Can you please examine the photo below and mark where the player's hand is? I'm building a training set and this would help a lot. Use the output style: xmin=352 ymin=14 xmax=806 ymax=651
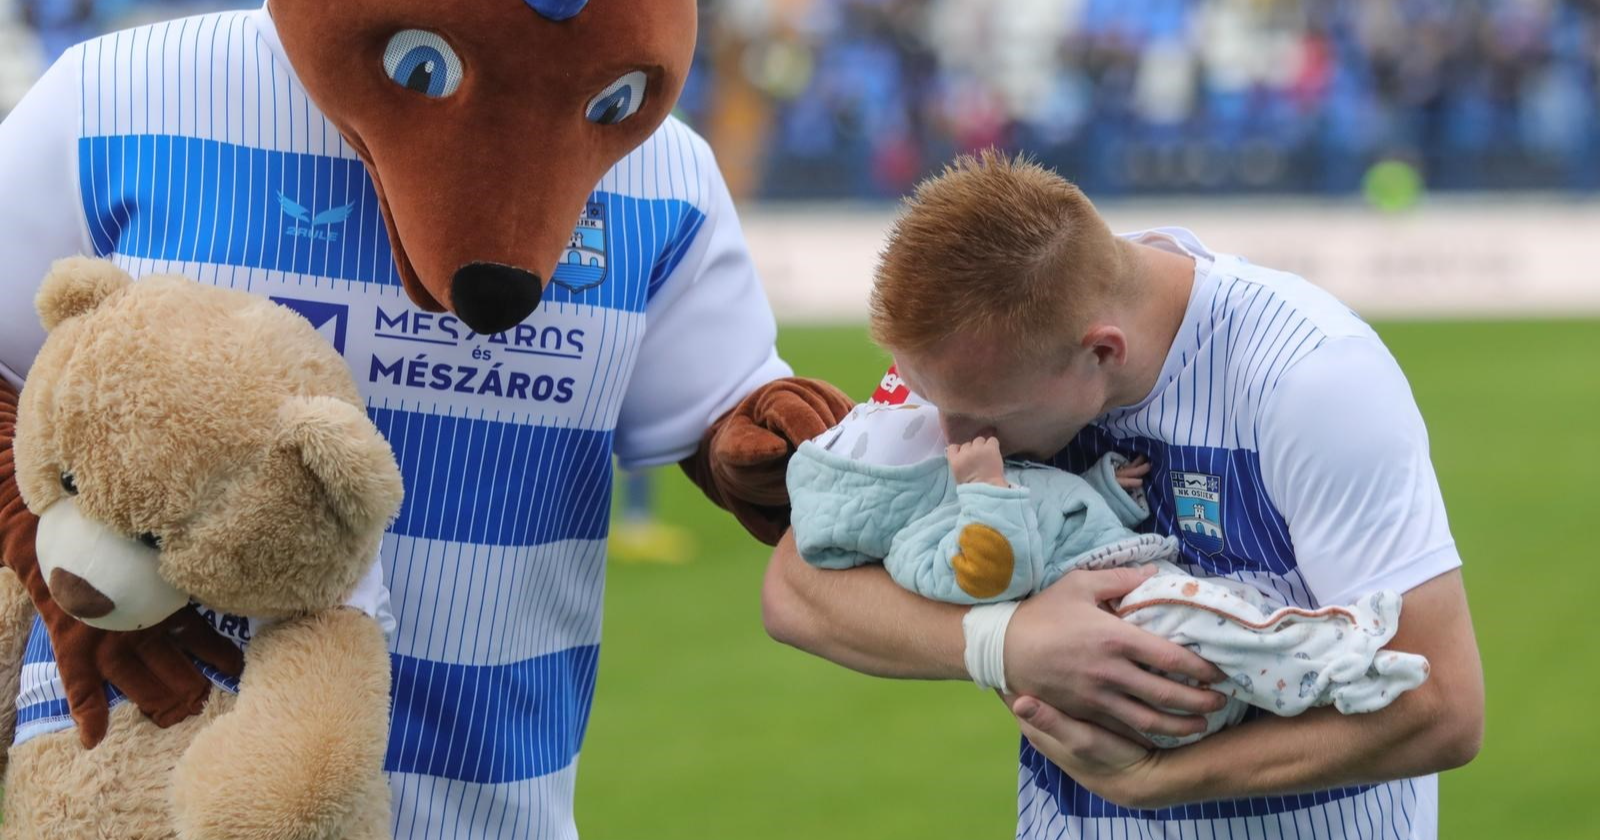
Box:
xmin=1115 ymin=454 xmax=1151 ymax=490
xmin=948 ymin=436 xmax=1007 ymax=486
xmin=1003 ymin=565 xmax=1229 ymax=741
xmin=1003 ymin=692 xmax=1170 ymax=809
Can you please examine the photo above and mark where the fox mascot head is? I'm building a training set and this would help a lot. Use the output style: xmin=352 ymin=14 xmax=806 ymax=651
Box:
xmin=270 ymin=0 xmax=696 ymax=334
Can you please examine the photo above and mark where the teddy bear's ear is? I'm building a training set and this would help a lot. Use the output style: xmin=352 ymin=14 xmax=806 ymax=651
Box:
xmin=277 ymin=396 xmax=405 ymax=536
xmin=35 ymin=257 xmax=135 ymax=331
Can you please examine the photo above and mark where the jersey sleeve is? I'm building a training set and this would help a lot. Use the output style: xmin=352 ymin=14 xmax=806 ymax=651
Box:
xmin=1258 ymin=336 xmax=1462 ymax=608
xmin=611 ymin=141 xmax=792 ymax=469
xmin=0 ymin=47 xmax=95 ymax=389
xmin=340 ymin=555 xmax=397 ymax=640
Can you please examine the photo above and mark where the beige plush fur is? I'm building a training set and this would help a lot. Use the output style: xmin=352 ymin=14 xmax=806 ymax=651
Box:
xmin=6 ymin=693 xmax=237 ymax=839
xmin=0 ymin=568 xmax=34 ymax=777
xmin=170 ymin=610 xmax=393 ymax=840
xmin=2 ymin=258 xmax=404 ymax=839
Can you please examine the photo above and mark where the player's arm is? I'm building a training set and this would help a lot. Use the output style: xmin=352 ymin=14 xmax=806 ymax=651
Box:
xmin=611 ymin=129 xmax=851 ymax=543
xmin=1010 ymin=337 xmax=1484 ymax=807
xmin=766 ymin=525 xmax=1229 ymax=740
xmin=765 ymin=530 xmax=971 ymax=678
xmin=764 ymin=369 xmax=1230 ymax=740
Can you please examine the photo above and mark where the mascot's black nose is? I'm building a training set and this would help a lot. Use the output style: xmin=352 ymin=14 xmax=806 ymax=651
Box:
xmin=450 ymin=263 xmax=544 ymax=335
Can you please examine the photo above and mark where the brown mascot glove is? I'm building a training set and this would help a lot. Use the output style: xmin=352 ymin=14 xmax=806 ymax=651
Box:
xmin=681 ymin=377 xmax=854 ymax=546
xmin=0 ymin=381 xmax=243 ymax=749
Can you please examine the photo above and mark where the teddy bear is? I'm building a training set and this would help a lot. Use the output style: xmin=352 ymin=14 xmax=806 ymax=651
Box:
xmin=0 ymin=257 xmax=405 ymax=840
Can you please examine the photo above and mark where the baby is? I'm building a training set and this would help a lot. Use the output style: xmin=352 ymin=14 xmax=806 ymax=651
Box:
xmin=787 ymin=401 xmax=1431 ymax=746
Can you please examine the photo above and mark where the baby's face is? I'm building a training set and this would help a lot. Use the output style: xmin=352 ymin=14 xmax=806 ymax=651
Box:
xmin=895 ymin=334 xmax=1110 ymax=460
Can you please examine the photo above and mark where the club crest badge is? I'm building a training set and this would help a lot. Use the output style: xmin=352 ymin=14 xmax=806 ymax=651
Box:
xmin=1172 ymin=470 xmax=1225 ymax=555
xmin=552 ymin=201 xmax=609 ymax=292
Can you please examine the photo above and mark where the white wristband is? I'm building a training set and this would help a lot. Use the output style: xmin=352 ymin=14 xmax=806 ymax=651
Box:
xmin=962 ymin=601 xmax=1019 ymax=694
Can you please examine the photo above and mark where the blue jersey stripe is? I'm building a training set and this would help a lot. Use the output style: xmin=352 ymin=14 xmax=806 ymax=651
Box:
xmin=15 ymin=698 xmax=72 ymax=727
xmin=78 ymin=135 xmax=706 ymax=316
xmin=369 ymin=408 xmax=615 ymax=547
xmin=1051 ymin=431 xmax=1296 ymax=580
xmin=384 ymin=646 xmax=599 ymax=784
xmin=79 ymin=134 xmax=399 ymax=284
xmin=21 ymin=615 xmax=53 ymax=666
xmin=1021 ymin=738 xmax=1373 ymax=822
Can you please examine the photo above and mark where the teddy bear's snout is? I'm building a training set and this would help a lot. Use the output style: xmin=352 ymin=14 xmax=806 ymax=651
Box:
xmin=47 ymin=568 xmax=116 ymax=619
xmin=34 ymin=498 xmax=191 ymax=631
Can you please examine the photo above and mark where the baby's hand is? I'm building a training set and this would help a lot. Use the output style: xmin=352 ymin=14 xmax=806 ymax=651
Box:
xmin=948 ymin=436 xmax=1008 ymax=487
xmin=1115 ymin=454 xmax=1151 ymax=490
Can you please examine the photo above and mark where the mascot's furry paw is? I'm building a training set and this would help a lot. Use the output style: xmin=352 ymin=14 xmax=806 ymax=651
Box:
xmin=682 ymin=378 xmax=853 ymax=545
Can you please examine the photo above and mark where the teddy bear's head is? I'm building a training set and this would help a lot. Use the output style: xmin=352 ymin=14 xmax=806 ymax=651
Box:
xmin=13 ymin=258 xmax=404 ymax=631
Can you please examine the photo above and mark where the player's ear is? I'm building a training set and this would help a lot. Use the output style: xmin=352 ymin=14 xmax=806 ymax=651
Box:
xmin=1083 ymin=324 xmax=1128 ymax=368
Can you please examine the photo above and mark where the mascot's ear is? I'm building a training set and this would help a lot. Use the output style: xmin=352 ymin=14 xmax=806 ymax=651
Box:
xmin=277 ymin=396 xmax=405 ymax=536
xmin=35 ymin=257 xmax=134 ymax=331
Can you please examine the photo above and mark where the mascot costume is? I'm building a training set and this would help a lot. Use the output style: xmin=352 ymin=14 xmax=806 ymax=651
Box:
xmin=0 ymin=1 xmax=851 ymax=836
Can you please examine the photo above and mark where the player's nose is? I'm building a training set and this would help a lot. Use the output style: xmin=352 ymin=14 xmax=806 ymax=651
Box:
xmin=450 ymin=262 xmax=544 ymax=335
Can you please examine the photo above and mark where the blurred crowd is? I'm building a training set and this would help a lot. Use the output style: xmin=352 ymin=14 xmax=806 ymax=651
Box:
xmin=4 ymin=0 xmax=1599 ymax=200
xmin=0 ymin=1 xmax=251 ymax=114
xmin=690 ymin=0 xmax=1600 ymax=199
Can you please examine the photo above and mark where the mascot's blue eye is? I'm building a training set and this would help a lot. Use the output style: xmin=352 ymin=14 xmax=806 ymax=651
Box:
xmin=383 ymin=30 xmax=464 ymax=99
xmin=586 ymin=71 xmax=648 ymax=125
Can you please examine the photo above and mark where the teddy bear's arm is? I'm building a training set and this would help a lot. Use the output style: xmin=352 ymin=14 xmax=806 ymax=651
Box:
xmin=680 ymin=377 xmax=855 ymax=546
xmin=173 ymin=607 xmax=392 ymax=840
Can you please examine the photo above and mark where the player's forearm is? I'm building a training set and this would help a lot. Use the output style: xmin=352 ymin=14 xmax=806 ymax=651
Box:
xmin=762 ymin=530 xmax=969 ymax=680
xmin=1129 ymin=571 xmax=1484 ymax=807
xmin=1140 ymin=683 xmax=1481 ymax=806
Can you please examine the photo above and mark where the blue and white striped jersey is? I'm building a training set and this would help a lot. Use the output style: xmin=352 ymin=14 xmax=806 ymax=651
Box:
xmin=878 ymin=228 xmax=1461 ymax=839
xmin=0 ymin=7 xmax=789 ymax=839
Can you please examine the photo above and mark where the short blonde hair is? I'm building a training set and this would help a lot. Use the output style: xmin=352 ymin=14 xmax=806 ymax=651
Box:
xmin=868 ymin=150 xmax=1132 ymax=363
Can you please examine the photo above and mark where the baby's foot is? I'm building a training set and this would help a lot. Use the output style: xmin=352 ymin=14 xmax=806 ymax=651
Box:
xmin=952 ymin=523 xmax=1014 ymax=599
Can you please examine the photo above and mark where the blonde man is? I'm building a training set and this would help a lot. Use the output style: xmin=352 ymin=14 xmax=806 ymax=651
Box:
xmin=762 ymin=151 xmax=1482 ymax=839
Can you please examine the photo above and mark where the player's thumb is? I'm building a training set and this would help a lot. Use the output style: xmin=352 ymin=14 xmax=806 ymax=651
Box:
xmin=1012 ymin=695 xmax=1071 ymax=756
xmin=1081 ymin=564 xmax=1159 ymax=604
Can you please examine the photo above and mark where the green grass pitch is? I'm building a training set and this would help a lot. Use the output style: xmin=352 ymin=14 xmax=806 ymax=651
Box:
xmin=575 ymin=320 xmax=1599 ymax=839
